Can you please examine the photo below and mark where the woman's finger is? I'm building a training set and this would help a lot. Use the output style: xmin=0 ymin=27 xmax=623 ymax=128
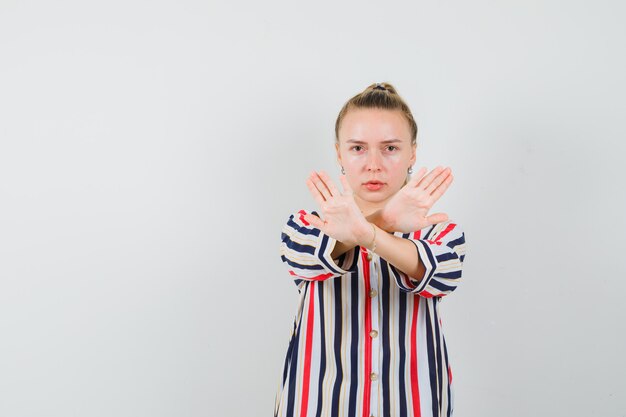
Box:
xmin=310 ymin=171 xmax=332 ymax=201
xmin=318 ymin=171 xmax=340 ymax=197
xmin=406 ymin=167 xmax=427 ymax=188
xmin=306 ymin=177 xmax=327 ymax=206
xmin=303 ymin=212 xmax=326 ymax=231
xmin=426 ymin=212 xmax=449 ymax=225
xmin=416 ymin=166 xmax=444 ymax=190
xmin=429 ymin=174 xmax=453 ymax=202
xmin=425 ymin=167 xmax=452 ymax=194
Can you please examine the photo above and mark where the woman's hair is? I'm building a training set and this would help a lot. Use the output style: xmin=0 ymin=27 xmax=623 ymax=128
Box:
xmin=334 ymin=82 xmax=418 ymax=146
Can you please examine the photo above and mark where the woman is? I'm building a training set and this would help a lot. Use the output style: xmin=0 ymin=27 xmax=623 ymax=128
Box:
xmin=275 ymin=82 xmax=467 ymax=417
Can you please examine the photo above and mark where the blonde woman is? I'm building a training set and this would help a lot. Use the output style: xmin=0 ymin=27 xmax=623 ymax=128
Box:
xmin=275 ymin=83 xmax=467 ymax=417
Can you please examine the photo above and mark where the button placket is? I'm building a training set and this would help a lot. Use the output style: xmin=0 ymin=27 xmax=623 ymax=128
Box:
xmin=368 ymin=254 xmax=381 ymax=414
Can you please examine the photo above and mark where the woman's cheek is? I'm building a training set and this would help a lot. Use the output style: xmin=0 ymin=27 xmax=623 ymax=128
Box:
xmin=349 ymin=156 xmax=365 ymax=171
xmin=341 ymin=155 xmax=363 ymax=189
xmin=344 ymin=154 xmax=365 ymax=168
xmin=383 ymin=155 xmax=404 ymax=173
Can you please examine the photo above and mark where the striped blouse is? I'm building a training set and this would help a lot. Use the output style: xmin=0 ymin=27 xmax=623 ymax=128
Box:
xmin=274 ymin=209 xmax=467 ymax=417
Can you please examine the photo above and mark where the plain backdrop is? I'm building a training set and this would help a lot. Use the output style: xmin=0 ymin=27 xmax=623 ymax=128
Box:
xmin=1 ymin=0 xmax=625 ymax=416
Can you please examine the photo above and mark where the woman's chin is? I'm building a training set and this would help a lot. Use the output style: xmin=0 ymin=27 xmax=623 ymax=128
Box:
xmin=355 ymin=192 xmax=392 ymax=204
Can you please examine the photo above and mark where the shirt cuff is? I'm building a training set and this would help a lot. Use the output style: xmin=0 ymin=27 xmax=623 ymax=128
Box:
xmin=315 ymin=232 xmax=351 ymax=276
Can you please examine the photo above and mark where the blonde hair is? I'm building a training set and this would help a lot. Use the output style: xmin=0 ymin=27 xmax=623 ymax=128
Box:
xmin=334 ymin=82 xmax=418 ymax=146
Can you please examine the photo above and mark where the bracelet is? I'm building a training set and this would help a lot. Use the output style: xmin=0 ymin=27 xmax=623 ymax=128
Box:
xmin=368 ymin=223 xmax=377 ymax=252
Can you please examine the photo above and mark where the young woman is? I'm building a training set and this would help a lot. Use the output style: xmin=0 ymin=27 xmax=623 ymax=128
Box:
xmin=275 ymin=83 xmax=467 ymax=417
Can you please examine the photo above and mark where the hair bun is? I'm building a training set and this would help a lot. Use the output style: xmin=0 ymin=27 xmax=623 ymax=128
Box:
xmin=370 ymin=82 xmax=397 ymax=94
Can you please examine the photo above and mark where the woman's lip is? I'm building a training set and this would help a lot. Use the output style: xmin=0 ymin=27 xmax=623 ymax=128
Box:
xmin=364 ymin=182 xmax=384 ymax=191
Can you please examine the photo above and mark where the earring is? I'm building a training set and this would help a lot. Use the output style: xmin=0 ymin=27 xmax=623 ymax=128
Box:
xmin=408 ymin=167 xmax=413 ymax=174
xmin=341 ymin=166 xmax=345 ymax=175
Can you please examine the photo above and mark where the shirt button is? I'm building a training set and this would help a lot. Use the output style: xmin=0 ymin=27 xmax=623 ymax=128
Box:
xmin=370 ymin=372 xmax=378 ymax=381
xmin=366 ymin=252 xmax=372 ymax=261
xmin=369 ymin=289 xmax=378 ymax=298
xmin=370 ymin=330 xmax=378 ymax=338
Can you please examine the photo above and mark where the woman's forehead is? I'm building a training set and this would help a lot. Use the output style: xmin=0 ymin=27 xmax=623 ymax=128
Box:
xmin=339 ymin=108 xmax=412 ymax=141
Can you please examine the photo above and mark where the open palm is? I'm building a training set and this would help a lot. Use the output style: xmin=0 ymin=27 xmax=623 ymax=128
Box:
xmin=302 ymin=171 xmax=371 ymax=247
xmin=381 ymin=166 xmax=454 ymax=233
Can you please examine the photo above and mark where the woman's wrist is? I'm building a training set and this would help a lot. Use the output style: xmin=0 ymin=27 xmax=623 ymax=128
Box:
xmin=366 ymin=223 xmax=377 ymax=251
xmin=356 ymin=222 xmax=377 ymax=250
xmin=366 ymin=209 xmax=395 ymax=233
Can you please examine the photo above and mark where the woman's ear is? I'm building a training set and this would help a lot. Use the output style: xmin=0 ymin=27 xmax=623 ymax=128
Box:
xmin=335 ymin=142 xmax=343 ymax=167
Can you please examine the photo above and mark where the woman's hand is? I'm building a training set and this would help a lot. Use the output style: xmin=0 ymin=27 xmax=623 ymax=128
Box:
xmin=303 ymin=170 xmax=373 ymax=247
xmin=380 ymin=166 xmax=454 ymax=233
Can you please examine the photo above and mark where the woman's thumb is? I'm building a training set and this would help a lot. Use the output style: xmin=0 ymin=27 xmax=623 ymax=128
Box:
xmin=304 ymin=213 xmax=326 ymax=231
xmin=427 ymin=212 xmax=449 ymax=225
xmin=339 ymin=174 xmax=354 ymax=196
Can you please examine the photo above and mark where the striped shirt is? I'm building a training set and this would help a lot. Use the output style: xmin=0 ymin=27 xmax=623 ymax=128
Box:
xmin=274 ymin=209 xmax=467 ymax=417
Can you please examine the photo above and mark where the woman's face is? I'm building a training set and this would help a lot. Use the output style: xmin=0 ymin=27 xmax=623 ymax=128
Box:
xmin=336 ymin=108 xmax=416 ymax=212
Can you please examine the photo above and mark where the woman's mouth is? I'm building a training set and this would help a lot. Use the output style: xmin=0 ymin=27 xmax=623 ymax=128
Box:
xmin=364 ymin=181 xmax=384 ymax=191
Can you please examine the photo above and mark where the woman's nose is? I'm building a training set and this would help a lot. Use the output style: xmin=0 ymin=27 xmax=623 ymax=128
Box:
xmin=366 ymin=150 xmax=382 ymax=171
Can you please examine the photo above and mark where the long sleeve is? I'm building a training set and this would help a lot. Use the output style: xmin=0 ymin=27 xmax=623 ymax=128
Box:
xmin=389 ymin=220 xmax=466 ymax=298
xmin=279 ymin=209 xmax=359 ymax=287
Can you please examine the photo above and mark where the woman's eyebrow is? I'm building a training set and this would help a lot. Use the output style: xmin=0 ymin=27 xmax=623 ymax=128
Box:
xmin=346 ymin=139 xmax=403 ymax=144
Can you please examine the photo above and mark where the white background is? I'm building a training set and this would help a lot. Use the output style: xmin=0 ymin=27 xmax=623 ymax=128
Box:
xmin=1 ymin=0 xmax=625 ymax=416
